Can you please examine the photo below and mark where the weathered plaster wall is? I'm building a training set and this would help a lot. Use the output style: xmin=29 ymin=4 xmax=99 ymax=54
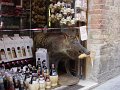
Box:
xmin=87 ymin=0 xmax=120 ymax=83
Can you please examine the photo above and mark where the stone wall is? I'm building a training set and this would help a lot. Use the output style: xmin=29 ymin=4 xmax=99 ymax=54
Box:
xmin=87 ymin=0 xmax=120 ymax=83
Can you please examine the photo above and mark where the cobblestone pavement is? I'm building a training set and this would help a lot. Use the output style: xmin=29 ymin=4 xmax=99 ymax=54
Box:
xmin=92 ymin=75 xmax=120 ymax=90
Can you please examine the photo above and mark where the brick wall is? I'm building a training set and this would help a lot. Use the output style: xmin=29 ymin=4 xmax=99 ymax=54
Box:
xmin=87 ymin=0 xmax=120 ymax=83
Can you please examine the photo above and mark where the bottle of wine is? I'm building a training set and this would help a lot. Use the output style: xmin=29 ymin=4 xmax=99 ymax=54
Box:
xmin=39 ymin=75 xmax=45 ymax=90
xmin=7 ymin=48 xmax=12 ymax=59
xmin=50 ymin=64 xmax=58 ymax=87
xmin=12 ymin=62 xmax=16 ymax=67
xmin=13 ymin=76 xmax=19 ymax=90
xmin=36 ymin=58 xmax=41 ymax=69
xmin=12 ymin=47 xmax=17 ymax=58
xmin=42 ymin=60 xmax=47 ymax=79
xmin=45 ymin=74 xmax=51 ymax=89
xmin=29 ymin=76 xmax=39 ymax=90
xmin=3 ymin=75 xmax=8 ymax=90
xmin=28 ymin=64 xmax=32 ymax=70
xmin=37 ymin=66 xmax=41 ymax=76
xmin=0 ymin=49 xmax=7 ymax=61
xmin=1 ymin=61 xmax=5 ymax=70
xmin=8 ymin=76 xmax=15 ymax=90
xmin=19 ymin=79 xmax=24 ymax=90
xmin=43 ymin=66 xmax=47 ymax=79
xmin=24 ymin=76 xmax=31 ymax=90
xmin=0 ymin=75 xmax=5 ymax=90
xmin=6 ymin=63 xmax=11 ymax=69
xmin=50 ymin=64 xmax=57 ymax=76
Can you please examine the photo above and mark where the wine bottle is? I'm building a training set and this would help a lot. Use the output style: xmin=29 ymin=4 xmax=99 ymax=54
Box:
xmin=37 ymin=66 xmax=41 ymax=76
xmin=42 ymin=60 xmax=47 ymax=78
xmin=50 ymin=64 xmax=58 ymax=87
xmin=19 ymin=79 xmax=24 ymax=90
xmin=45 ymin=74 xmax=51 ymax=89
xmin=13 ymin=76 xmax=19 ymax=90
xmin=7 ymin=48 xmax=12 ymax=59
xmin=39 ymin=75 xmax=45 ymax=90
xmin=6 ymin=63 xmax=11 ymax=69
xmin=0 ymin=49 xmax=6 ymax=61
xmin=29 ymin=77 xmax=39 ymax=90
xmin=3 ymin=75 xmax=9 ymax=90
xmin=12 ymin=47 xmax=17 ymax=58
xmin=24 ymin=75 xmax=31 ymax=90
xmin=0 ymin=75 xmax=5 ymax=90
xmin=12 ymin=62 xmax=16 ymax=67
xmin=36 ymin=58 xmax=41 ymax=69
xmin=50 ymin=64 xmax=57 ymax=76
xmin=22 ymin=46 xmax=26 ymax=57
xmin=8 ymin=76 xmax=15 ymax=90
xmin=17 ymin=47 xmax=22 ymax=58
xmin=1 ymin=61 xmax=5 ymax=70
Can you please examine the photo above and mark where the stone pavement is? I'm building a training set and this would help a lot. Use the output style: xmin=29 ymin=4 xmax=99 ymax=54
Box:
xmin=92 ymin=75 xmax=120 ymax=90
xmin=54 ymin=75 xmax=120 ymax=90
xmin=53 ymin=80 xmax=98 ymax=90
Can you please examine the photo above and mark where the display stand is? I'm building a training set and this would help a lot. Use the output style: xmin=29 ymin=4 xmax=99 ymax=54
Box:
xmin=0 ymin=0 xmax=33 ymax=68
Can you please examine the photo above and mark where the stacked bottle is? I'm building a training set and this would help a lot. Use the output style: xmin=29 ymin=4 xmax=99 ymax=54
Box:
xmin=50 ymin=64 xmax=58 ymax=87
xmin=0 ymin=62 xmax=59 ymax=90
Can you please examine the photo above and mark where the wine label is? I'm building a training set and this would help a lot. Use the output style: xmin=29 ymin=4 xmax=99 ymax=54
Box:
xmin=46 ymin=81 xmax=51 ymax=89
xmin=18 ymin=50 xmax=22 ymax=57
xmin=39 ymin=83 xmax=45 ymax=90
xmin=22 ymin=46 xmax=26 ymax=56
xmin=1 ymin=54 xmax=6 ymax=60
xmin=0 ymin=49 xmax=6 ymax=60
xmin=8 ymin=51 xmax=12 ymax=59
xmin=12 ymin=48 xmax=17 ymax=58
xmin=50 ymin=75 xmax=58 ymax=87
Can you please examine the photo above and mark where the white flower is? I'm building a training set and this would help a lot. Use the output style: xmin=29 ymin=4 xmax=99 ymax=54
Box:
xmin=71 ymin=9 xmax=74 ymax=13
xmin=56 ymin=13 xmax=59 ymax=16
xmin=67 ymin=8 xmax=71 ymax=13
xmin=61 ymin=18 xmax=67 ymax=24
xmin=54 ymin=4 xmax=57 ymax=8
xmin=71 ymin=19 xmax=75 ymax=25
xmin=60 ymin=19 xmax=64 ymax=24
xmin=63 ymin=9 xmax=67 ymax=15
xmin=51 ymin=14 xmax=55 ymax=18
xmin=63 ymin=19 xmax=67 ymax=24
xmin=66 ymin=16 xmax=72 ymax=21
xmin=57 ymin=1 xmax=61 ymax=7
xmin=51 ymin=8 xmax=55 ymax=13
xmin=62 ymin=2 xmax=65 ymax=6
xmin=49 ymin=4 xmax=53 ymax=9
xmin=61 ymin=8 xmax=64 ymax=12
xmin=56 ymin=13 xmax=61 ymax=20
xmin=61 ymin=17 xmax=65 ymax=22
xmin=58 ymin=14 xmax=62 ymax=18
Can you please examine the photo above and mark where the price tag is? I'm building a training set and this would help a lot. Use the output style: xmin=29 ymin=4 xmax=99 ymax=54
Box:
xmin=80 ymin=26 xmax=88 ymax=41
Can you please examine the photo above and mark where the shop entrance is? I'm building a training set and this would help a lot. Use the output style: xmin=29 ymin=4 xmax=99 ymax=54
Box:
xmin=57 ymin=57 xmax=86 ymax=85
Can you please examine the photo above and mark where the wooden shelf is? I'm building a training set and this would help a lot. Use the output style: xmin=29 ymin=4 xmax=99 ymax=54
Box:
xmin=1 ymin=2 xmax=14 ymax=6
xmin=0 ymin=57 xmax=33 ymax=64
xmin=0 ymin=14 xmax=21 ymax=17
xmin=0 ymin=27 xmax=82 ymax=32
